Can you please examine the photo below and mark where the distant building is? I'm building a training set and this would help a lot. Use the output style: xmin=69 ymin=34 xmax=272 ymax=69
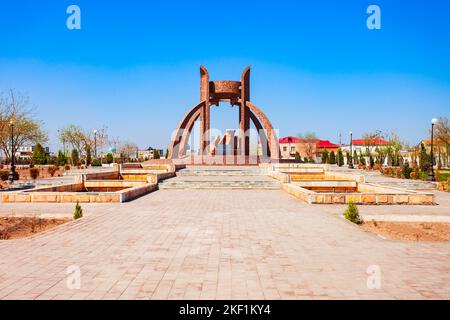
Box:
xmin=278 ymin=136 xmax=339 ymax=162
xmin=341 ymin=139 xmax=389 ymax=156
xmin=15 ymin=145 xmax=49 ymax=159
xmin=137 ymin=147 xmax=165 ymax=160
xmin=340 ymin=138 xmax=390 ymax=165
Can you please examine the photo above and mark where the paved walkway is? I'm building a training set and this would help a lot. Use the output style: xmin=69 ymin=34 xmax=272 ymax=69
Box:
xmin=0 ymin=189 xmax=449 ymax=300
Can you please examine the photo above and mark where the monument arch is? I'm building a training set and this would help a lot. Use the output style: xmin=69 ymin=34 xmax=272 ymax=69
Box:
xmin=168 ymin=66 xmax=279 ymax=163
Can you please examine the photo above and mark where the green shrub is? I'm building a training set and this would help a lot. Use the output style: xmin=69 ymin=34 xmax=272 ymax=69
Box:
xmin=419 ymin=143 xmax=430 ymax=173
xmin=321 ymin=150 xmax=329 ymax=164
xmin=337 ymin=149 xmax=344 ymax=167
xmin=329 ymin=151 xmax=336 ymax=164
xmin=32 ymin=144 xmax=47 ymax=165
xmin=153 ymin=149 xmax=160 ymax=159
xmin=0 ymin=170 xmax=9 ymax=181
xmin=91 ymin=159 xmax=102 ymax=167
xmin=70 ymin=149 xmax=79 ymax=166
xmin=105 ymin=153 xmax=114 ymax=164
xmin=57 ymin=150 xmax=67 ymax=166
xmin=344 ymin=202 xmax=361 ymax=224
xmin=402 ymin=162 xmax=413 ymax=179
xmin=369 ymin=155 xmax=375 ymax=168
xmin=73 ymin=202 xmax=83 ymax=220
xmin=29 ymin=167 xmax=40 ymax=180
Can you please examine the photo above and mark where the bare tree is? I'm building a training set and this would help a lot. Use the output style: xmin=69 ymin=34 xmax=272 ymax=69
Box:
xmin=58 ymin=125 xmax=108 ymax=159
xmin=434 ymin=116 xmax=450 ymax=166
xmin=58 ymin=125 xmax=85 ymax=156
xmin=118 ymin=141 xmax=138 ymax=160
xmin=0 ymin=90 xmax=47 ymax=161
xmin=297 ymin=132 xmax=318 ymax=160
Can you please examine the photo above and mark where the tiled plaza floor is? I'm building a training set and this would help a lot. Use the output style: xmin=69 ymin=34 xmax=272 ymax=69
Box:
xmin=0 ymin=189 xmax=449 ymax=300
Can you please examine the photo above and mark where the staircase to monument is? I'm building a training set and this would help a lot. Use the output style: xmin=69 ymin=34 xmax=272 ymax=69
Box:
xmin=158 ymin=166 xmax=281 ymax=190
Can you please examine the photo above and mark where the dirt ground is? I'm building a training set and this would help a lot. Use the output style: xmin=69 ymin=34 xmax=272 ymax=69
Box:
xmin=361 ymin=220 xmax=450 ymax=242
xmin=0 ymin=217 xmax=71 ymax=240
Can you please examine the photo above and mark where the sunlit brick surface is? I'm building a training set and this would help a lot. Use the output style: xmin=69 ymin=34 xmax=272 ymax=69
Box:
xmin=0 ymin=189 xmax=449 ymax=299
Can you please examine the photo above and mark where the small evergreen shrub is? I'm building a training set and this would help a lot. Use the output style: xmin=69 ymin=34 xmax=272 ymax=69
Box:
xmin=402 ymin=161 xmax=413 ymax=179
xmin=91 ymin=159 xmax=102 ymax=166
xmin=73 ymin=202 xmax=83 ymax=220
xmin=105 ymin=153 xmax=114 ymax=164
xmin=369 ymin=155 xmax=375 ymax=168
xmin=56 ymin=150 xmax=67 ymax=166
xmin=344 ymin=202 xmax=361 ymax=224
xmin=322 ymin=150 xmax=329 ymax=164
xmin=329 ymin=151 xmax=336 ymax=164
xmin=71 ymin=149 xmax=79 ymax=166
xmin=29 ymin=167 xmax=40 ymax=180
xmin=337 ymin=149 xmax=344 ymax=167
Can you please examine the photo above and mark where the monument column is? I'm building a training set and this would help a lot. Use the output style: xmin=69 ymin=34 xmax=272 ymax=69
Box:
xmin=200 ymin=66 xmax=210 ymax=157
xmin=240 ymin=67 xmax=251 ymax=159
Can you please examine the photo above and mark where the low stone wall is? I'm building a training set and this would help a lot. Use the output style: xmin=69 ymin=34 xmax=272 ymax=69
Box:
xmin=295 ymin=180 xmax=357 ymax=188
xmin=2 ymin=189 xmax=121 ymax=203
xmin=283 ymin=183 xmax=435 ymax=205
xmin=268 ymin=171 xmax=291 ymax=183
xmin=148 ymin=171 xmax=176 ymax=184
xmin=84 ymin=180 xmax=146 ymax=188
xmin=84 ymin=170 xmax=120 ymax=181
xmin=324 ymin=172 xmax=365 ymax=183
xmin=121 ymin=174 xmax=150 ymax=182
xmin=26 ymin=183 xmax=84 ymax=193
xmin=2 ymin=180 xmax=157 ymax=203
xmin=283 ymin=184 xmax=313 ymax=203
xmin=120 ymin=183 xmax=158 ymax=202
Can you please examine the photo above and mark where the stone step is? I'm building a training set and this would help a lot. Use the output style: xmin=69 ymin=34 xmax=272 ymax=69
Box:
xmin=176 ymin=170 xmax=265 ymax=177
xmin=159 ymin=184 xmax=281 ymax=190
xmin=159 ymin=180 xmax=281 ymax=190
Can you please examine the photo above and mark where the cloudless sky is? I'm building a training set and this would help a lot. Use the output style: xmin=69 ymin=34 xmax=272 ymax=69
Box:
xmin=0 ymin=0 xmax=449 ymax=151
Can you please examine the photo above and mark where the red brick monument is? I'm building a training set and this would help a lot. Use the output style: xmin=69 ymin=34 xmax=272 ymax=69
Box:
xmin=168 ymin=66 xmax=279 ymax=164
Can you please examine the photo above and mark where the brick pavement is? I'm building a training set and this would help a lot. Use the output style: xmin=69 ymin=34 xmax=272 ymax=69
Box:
xmin=0 ymin=189 xmax=449 ymax=300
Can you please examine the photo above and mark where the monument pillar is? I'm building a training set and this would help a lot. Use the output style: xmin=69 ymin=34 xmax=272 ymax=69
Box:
xmin=239 ymin=67 xmax=251 ymax=159
xmin=200 ymin=66 xmax=210 ymax=157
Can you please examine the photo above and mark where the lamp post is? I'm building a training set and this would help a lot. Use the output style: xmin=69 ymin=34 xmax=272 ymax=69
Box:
xmin=8 ymin=120 xmax=18 ymax=183
xmin=348 ymin=131 xmax=354 ymax=169
xmin=93 ymin=130 xmax=98 ymax=159
xmin=428 ymin=118 xmax=438 ymax=182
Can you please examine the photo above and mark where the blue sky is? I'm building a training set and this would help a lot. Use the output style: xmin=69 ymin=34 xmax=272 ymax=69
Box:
xmin=0 ymin=0 xmax=449 ymax=151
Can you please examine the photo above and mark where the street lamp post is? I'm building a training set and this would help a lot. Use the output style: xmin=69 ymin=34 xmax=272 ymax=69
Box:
xmin=348 ymin=131 xmax=354 ymax=169
xmin=8 ymin=120 xmax=18 ymax=183
xmin=428 ymin=118 xmax=438 ymax=182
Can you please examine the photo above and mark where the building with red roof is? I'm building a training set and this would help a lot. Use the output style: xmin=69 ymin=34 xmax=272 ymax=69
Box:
xmin=351 ymin=139 xmax=389 ymax=146
xmin=341 ymin=138 xmax=389 ymax=155
xmin=278 ymin=136 xmax=339 ymax=161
